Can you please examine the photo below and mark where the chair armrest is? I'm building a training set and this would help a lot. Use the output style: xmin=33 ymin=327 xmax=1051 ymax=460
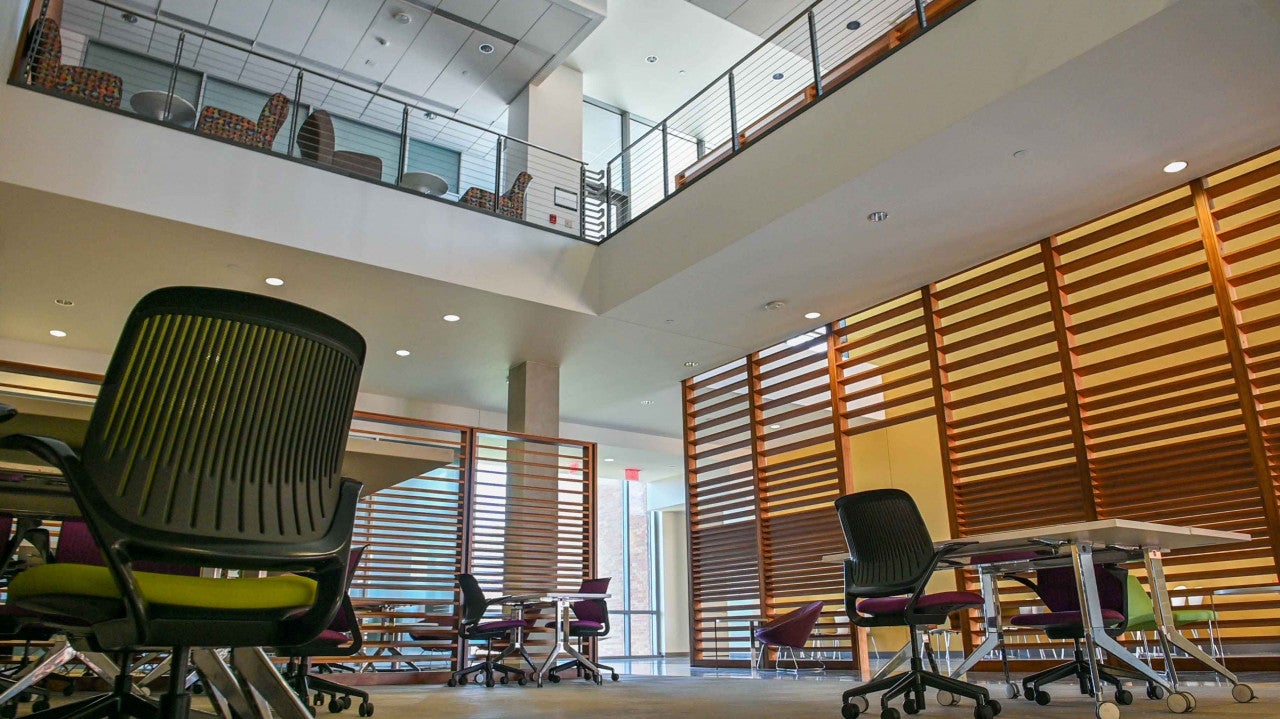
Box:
xmin=0 ymin=404 xmax=15 ymax=423
xmin=900 ymin=541 xmax=977 ymax=615
xmin=0 ymin=433 xmax=80 ymax=473
xmin=198 ymin=106 xmax=257 ymax=145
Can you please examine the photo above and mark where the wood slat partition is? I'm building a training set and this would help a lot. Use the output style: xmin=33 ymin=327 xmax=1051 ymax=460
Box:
xmin=684 ymin=358 xmax=763 ymax=665
xmin=682 ymin=143 xmax=1280 ymax=667
xmin=751 ymin=329 xmax=849 ymax=661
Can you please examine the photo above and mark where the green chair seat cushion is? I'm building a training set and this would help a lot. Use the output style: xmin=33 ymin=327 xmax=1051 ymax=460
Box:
xmin=1126 ymin=609 xmax=1218 ymax=633
xmin=9 ymin=563 xmax=317 ymax=611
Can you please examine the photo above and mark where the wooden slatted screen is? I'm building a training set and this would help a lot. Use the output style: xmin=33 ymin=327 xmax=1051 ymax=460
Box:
xmin=683 ymin=358 xmax=762 ymax=664
xmin=466 ymin=429 xmax=596 ymax=656
xmin=682 ymin=144 xmax=1280 ymax=667
xmin=751 ymin=329 xmax=848 ymax=658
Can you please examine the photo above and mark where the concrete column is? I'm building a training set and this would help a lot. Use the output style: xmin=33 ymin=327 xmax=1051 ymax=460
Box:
xmin=504 ymin=65 xmax=584 ymax=231
xmin=507 ymin=360 xmax=560 ymax=437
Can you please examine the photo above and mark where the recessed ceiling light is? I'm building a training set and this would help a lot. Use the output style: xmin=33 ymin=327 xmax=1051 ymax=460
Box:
xmin=54 ymin=298 xmax=74 ymax=306
xmin=772 ymin=72 xmax=784 ymax=80
xmin=604 ymin=458 xmax=615 ymax=462
xmin=805 ymin=311 xmax=822 ymax=319
xmin=678 ymin=69 xmax=686 ymax=75
xmin=640 ymin=400 xmax=655 ymax=405
xmin=1163 ymin=160 xmax=1188 ymax=173
xmin=395 ymin=349 xmax=411 ymax=357
xmin=684 ymin=361 xmax=699 ymax=367
xmin=49 ymin=330 xmax=67 ymax=338
xmin=478 ymin=42 xmax=495 ymax=54
xmin=122 ymin=12 xmax=138 ymax=24
xmin=393 ymin=11 xmax=412 ymax=24
xmin=764 ymin=300 xmax=787 ymax=311
xmin=376 ymin=36 xmax=390 ymax=47
xmin=645 ymin=55 xmax=658 ymax=64
xmin=769 ymin=424 xmax=781 ymax=429
xmin=442 ymin=314 xmax=461 ymax=322
xmin=846 ymin=20 xmax=862 ymax=30
xmin=867 ymin=211 xmax=889 ymax=222
xmin=265 ymin=277 xmax=284 ymax=286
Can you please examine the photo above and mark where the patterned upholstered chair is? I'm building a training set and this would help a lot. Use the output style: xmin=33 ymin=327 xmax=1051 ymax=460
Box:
xmin=25 ymin=18 xmax=123 ymax=109
xmin=459 ymin=172 xmax=532 ymax=219
xmin=197 ymin=92 xmax=290 ymax=149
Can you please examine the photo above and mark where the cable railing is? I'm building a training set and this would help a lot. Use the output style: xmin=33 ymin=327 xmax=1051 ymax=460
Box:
xmin=598 ymin=0 xmax=971 ymax=239
xmin=11 ymin=0 xmax=592 ymax=242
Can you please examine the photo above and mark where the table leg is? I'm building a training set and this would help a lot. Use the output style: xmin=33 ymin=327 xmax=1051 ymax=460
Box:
xmin=1071 ymin=542 xmax=1119 ymax=719
xmin=191 ymin=649 xmax=261 ymax=719
xmin=229 ymin=648 xmax=312 ymax=719
xmin=950 ymin=570 xmax=1006 ymax=684
xmin=557 ymin=601 xmax=603 ymax=682
xmin=870 ymin=641 xmax=911 ymax=681
xmin=535 ymin=600 xmax=565 ymax=687
xmin=1143 ymin=549 xmax=1244 ymax=692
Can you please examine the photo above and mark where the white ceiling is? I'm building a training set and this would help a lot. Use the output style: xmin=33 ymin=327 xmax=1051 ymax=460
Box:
xmin=687 ymin=0 xmax=814 ymax=36
xmin=567 ymin=0 xmax=763 ymax=121
xmin=66 ymin=0 xmax=603 ymax=126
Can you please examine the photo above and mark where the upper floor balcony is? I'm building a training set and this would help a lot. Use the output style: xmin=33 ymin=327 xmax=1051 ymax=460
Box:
xmin=9 ymin=0 xmax=597 ymax=241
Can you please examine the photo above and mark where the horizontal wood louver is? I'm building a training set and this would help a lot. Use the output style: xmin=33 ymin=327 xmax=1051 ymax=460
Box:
xmin=684 ymin=358 xmax=762 ymax=664
xmin=345 ymin=415 xmax=469 ymax=667
xmin=1201 ymin=149 xmax=1280 ymax=638
xmin=466 ymin=430 xmax=595 ymax=652
xmin=751 ymin=330 xmax=847 ymax=649
xmin=832 ymin=292 xmax=936 ymax=437
xmin=932 ymin=245 xmax=1089 ymax=536
xmin=1054 ymin=185 xmax=1279 ymax=643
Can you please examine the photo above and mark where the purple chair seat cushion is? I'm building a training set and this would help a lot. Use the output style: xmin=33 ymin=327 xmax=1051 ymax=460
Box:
xmin=314 ymin=628 xmax=352 ymax=645
xmin=544 ymin=619 xmax=604 ymax=633
xmin=856 ymin=591 xmax=984 ymax=616
xmin=1010 ymin=609 xmax=1124 ymax=627
xmin=473 ymin=619 xmax=528 ymax=634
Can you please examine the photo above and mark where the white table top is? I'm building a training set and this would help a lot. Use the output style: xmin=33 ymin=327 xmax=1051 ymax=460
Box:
xmin=821 ymin=518 xmax=1250 ymax=565
xmin=129 ymin=90 xmax=197 ymax=125
xmin=1211 ymin=584 xmax=1280 ymax=596
xmin=399 ymin=171 xmax=449 ymax=196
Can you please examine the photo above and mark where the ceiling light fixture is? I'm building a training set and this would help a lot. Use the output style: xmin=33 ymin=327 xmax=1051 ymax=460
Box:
xmin=645 ymin=55 xmax=658 ymax=64
xmin=764 ymin=300 xmax=787 ymax=311
xmin=684 ymin=361 xmax=699 ymax=367
xmin=640 ymin=400 xmax=655 ymax=406
xmin=867 ymin=210 xmax=889 ymax=222
xmin=376 ymin=36 xmax=390 ymax=47
xmin=54 ymin=298 xmax=74 ymax=306
xmin=395 ymin=349 xmax=411 ymax=357
xmin=1163 ymin=160 xmax=1188 ymax=173
xmin=49 ymin=330 xmax=67 ymax=338
xmin=846 ymin=20 xmax=862 ymax=30
xmin=678 ymin=69 xmax=686 ymax=75
xmin=805 ymin=311 xmax=822 ymax=319
xmin=393 ymin=11 xmax=412 ymax=24
xmin=264 ymin=277 xmax=284 ymax=286
xmin=442 ymin=314 xmax=461 ymax=322
xmin=478 ymin=42 xmax=495 ymax=54
xmin=122 ymin=12 xmax=138 ymax=24
xmin=772 ymin=72 xmax=784 ymax=80
xmin=604 ymin=458 xmax=615 ymax=462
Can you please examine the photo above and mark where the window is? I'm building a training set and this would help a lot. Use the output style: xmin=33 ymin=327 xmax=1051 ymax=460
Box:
xmin=595 ymin=477 xmax=659 ymax=658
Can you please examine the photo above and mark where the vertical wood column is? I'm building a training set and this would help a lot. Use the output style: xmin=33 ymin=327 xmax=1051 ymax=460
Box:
xmin=1040 ymin=237 xmax=1099 ymax=520
xmin=827 ymin=324 xmax=856 ymax=497
xmin=680 ymin=379 xmax=700 ymax=662
xmin=745 ymin=351 xmax=771 ymax=629
xmin=1192 ymin=178 xmax=1280 ymax=572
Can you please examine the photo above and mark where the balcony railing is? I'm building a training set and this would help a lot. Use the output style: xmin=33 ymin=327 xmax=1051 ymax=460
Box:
xmin=597 ymin=0 xmax=971 ymax=239
xmin=11 ymin=0 xmax=595 ymax=242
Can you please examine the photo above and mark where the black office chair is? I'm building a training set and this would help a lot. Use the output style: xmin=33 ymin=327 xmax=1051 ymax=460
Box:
xmin=445 ymin=573 xmax=530 ymax=687
xmin=0 ymin=286 xmax=366 ymax=719
xmin=835 ymin=489 xmax=1000 ymax=719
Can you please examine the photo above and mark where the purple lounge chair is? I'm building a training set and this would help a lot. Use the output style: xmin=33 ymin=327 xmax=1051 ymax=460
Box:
xmin=754 ymin=600 xmax=826 ymax=671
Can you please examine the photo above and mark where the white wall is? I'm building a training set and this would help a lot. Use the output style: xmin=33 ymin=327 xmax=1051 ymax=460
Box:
xmin=660 ymin=508 xmax=690 ymax=654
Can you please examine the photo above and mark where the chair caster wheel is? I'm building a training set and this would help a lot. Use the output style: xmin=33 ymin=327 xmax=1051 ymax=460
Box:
xmin=880 ymin=708 xmax=901 ymax=719
xmin=1095 ymin=701 xmax=1120 ymax=719
xmin=936 ymin=690 xmax=959 ymax=707
xmin=594 ymin=675 xmax=604 ymax=686
xmin=18 ymin=693 xmax=31 ymax=704
xmin=849 ymin=696 xmax=870 ymax=713
xmin=329 ymin=699 xmax=342 ymax=713
xmin=1022 ymin=685 xmax=1035 ymax=701
xmin=192 ymin=682 xmax=205 ymax=695
xmin=61 ymin=683 xmax=76 ymax=697
xmin=447 ymin=678 xmax=458 ymax=687
xmin=499 ymin=676 xmax=508 ymax=685
xmin=1003 ymin=684 xmax=1018 ymax=700
xmin=485 ymin=675 xmax=495 ymax=688
xmin=1115 ymin=689 xmax=1133 ymax=706
xmin=902 ymin=697 xmax=919 ymax=715
xmin=841 ymin=703 xmax=861 ymax=719
xmin=611 ymin=673 xmax=620 ymax=682
xmin=518 ymin=676 xmax=528 ymax=686
xmin=547 ymin=674 xmax=561 ymax=683
xmin=1 ymin=703 xmax=16 ymax=719
xmin=1232 ymin=684 xmax=1255 ymax=703
xmin=341 ymin=696 xmax=352 ymax=709
xmin=32 ymin=701 xmax=50 ymax=713
xmin=973 ymin=705 xmax=994 ymax=719
xmin=457 ymin=674 xmax=468 ymax=686
xmin=989 ymin=700 xmax=1002 ymax=716
xmin=1167 ymin=691 xmax=1195 ymax=714
xmin=315 ymin=693 xmax=325 ymax=705
xmin=1146 ymin=685 xmax=1164 ymax=700
xmin=357 ymin=702 xmax=373 ymax=717
xmin=1034 ymin=690 xmax=1050 ymax=706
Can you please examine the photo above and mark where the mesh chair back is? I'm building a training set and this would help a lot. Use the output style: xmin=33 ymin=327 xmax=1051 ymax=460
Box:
xmin=80 ymin=286 xmax=364 ymax=551
xmin=835 ymin=489 xmax=936 ymax=596
xmin=457 ymin=573 xmax=489 ymax=625
xmin=571 ymin=577 xmax=610 ymax=624
xmin=1034 ymin=565 xmax=1127 ymax=615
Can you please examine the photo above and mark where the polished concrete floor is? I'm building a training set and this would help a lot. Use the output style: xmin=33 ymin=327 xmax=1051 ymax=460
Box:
xmin=354 ymin=661 xmax=1278 ymax=719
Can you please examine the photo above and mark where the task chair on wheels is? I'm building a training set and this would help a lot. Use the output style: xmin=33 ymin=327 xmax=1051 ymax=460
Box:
xmin=445 ymin=573 xmax=531 ymax=687
xmin=543 ymin=577 xmax=619 ymax=684
xmin=835 ymin=489 xmax=1001 ymax=719
xmin=0 ymin=286 xmax=366 ymax=719
xmin=1009 ymin=565 xmax=1159 ymax=707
